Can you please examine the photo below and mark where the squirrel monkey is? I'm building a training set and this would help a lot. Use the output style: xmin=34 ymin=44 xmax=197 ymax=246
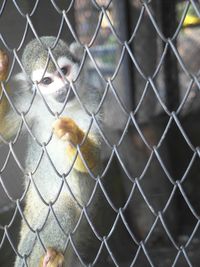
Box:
xmin=0 ymin=37 xmax=104 ymax=267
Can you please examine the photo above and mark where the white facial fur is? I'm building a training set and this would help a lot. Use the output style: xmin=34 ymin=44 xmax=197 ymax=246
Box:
xmin=31 ymin=56 xmax=79 ymax=96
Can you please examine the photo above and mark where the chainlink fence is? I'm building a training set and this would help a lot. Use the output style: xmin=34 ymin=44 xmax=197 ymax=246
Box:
xmin=0 ymin=0 xmax=200 ymax=266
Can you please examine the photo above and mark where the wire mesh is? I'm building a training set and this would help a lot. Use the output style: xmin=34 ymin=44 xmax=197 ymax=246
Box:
xmin=0 ymin=0 xmax=200 ymax=266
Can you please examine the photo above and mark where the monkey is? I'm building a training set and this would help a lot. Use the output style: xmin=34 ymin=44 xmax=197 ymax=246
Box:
xmin=0 ymin=37 xmax=105 ymax=267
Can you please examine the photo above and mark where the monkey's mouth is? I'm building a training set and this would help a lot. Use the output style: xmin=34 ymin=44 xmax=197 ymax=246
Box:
xmin=53 ymin=87 xmax=74 ymax=103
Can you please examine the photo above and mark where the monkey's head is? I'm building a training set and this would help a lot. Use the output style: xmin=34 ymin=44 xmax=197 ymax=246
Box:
xmin=19 ymin=36 xmax=83 ymax=107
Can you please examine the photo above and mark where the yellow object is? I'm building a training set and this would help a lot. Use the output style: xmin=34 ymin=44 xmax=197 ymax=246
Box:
xmin=183 ymin=15 xmax=200 ymax=27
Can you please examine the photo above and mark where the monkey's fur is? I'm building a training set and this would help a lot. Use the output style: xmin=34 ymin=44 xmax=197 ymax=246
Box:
xmin=0 ymin=37 xmax=105 ymax=267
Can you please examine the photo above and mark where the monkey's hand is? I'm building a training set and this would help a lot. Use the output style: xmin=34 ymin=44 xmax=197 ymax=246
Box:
xmin=39 ymin=248 xmax=64 ymax=267
xmin=53 ymin=117 xmax=99 ymax=173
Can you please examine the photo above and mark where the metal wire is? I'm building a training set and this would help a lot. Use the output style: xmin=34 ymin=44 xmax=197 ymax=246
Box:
xmin=0 ymin=0 xmax=200 ymax=266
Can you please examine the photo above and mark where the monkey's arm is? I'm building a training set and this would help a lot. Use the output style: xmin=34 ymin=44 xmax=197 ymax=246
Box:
xmin=53 ymin=117 xmax=100 ymax=173
xmin=0 ymin=48 xmax=9 ymax=121
xmin=0 ymin=111 xmax=20 ymax=143
xmin=0 ymin=49 xmax=20 ymax=142
xmin=0 ymin=84 xmax=17 ymax=141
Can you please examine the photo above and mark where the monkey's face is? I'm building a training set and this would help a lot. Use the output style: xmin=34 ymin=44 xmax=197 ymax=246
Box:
xmin=31 ymin=56 xmax=79 ymax=105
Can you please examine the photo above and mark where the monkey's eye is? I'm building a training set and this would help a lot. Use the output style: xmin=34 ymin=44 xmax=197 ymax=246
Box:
xmin=40 ymin=77 xmax=53 ymax=85
xmin=60 ymin=65 xmax=71 ymax=76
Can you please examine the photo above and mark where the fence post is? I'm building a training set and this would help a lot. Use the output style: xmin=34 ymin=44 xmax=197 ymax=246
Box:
xmin=112 ymin=1 xmax=135 ymax=111
xmin=160 ymin=0 xmax=180 ymax=111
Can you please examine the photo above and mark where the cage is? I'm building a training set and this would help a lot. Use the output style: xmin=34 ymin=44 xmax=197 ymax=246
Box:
xmin=0 ymin=0 xmax=200 ymax=266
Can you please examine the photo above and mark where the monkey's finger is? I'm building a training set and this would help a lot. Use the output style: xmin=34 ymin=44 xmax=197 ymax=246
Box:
xmin=41 ymin=248 xmax=64 ymax=267
xmin=52 ymin=117 xmax=79 ymax=134
xmin=52 ymin=117 xmax=81 ymax=144
xmin=47 ymin=254 xmax=64 ymax=267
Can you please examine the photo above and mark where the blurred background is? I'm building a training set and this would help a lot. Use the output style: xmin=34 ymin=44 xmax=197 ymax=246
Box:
xmin=0 ymin=0 xmax=200 ymax=266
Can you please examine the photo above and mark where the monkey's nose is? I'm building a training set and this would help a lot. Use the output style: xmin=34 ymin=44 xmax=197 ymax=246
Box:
xmin=54 ymin=86 xmax=74 ymax=103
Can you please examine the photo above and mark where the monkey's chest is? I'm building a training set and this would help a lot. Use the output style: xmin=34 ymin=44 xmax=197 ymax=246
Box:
xmin=26 ymin=134 xmax=71 ymax=175
xmin=25 ymin=134 xmax=84 ymax=203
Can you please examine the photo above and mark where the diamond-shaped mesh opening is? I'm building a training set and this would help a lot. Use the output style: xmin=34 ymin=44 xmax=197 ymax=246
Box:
xmin=0 ymin=0 xmax=200 ymax=266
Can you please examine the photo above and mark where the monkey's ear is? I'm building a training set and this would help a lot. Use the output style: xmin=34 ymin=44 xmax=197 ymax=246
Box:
xmin=69 ymin=42 xmax=84 ymax=60
xmin=14 ymin=72 xmax=28 ymax=82
xmin=12 ymin=72 xmax=32 ymax=92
